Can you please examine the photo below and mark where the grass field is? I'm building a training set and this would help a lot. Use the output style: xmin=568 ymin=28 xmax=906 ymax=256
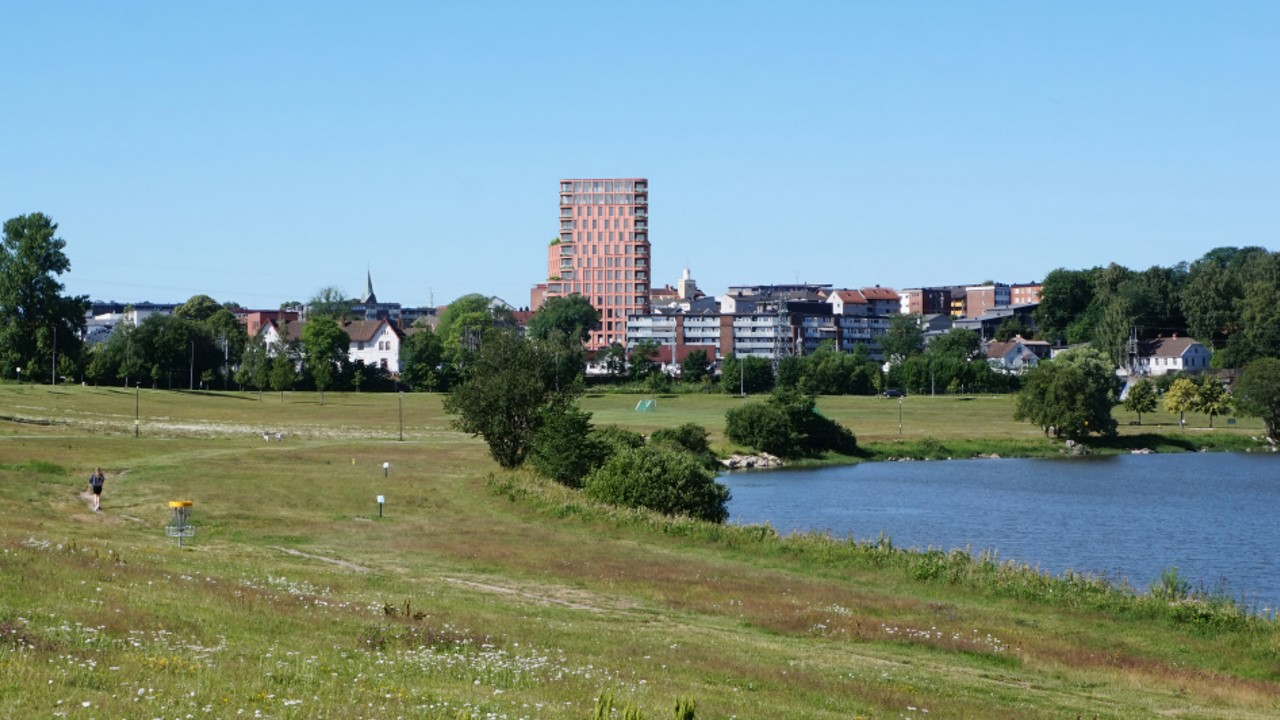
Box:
xmin=1 ymin=385 xmax=1277 ymax=719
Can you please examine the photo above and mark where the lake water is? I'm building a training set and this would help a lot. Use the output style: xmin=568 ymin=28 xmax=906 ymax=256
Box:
xmin=721 ymin=452 xmax=1280 ymax=610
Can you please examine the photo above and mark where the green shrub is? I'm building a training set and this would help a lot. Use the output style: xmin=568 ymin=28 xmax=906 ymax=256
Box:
xmin=583 ymin=446 xmax=730 ymax=523
xmin=725 ymin=401 xmax=799 ymax=456
xmin=592 ymin=424 xmax=646 ymax=454
xmin=725 ymin=389 xmax=857 ymax=458
xmin=649 ymin=423 xmax=719 ymax=470
xmin=527 ymin=403 xmax=607 ymax=488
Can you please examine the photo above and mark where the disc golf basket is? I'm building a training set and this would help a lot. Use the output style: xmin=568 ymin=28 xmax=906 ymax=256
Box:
xmin=165 ymin=500 xmax=196 ymax=547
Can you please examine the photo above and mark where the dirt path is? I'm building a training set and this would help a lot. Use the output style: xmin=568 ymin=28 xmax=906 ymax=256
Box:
xmin=270 ymin=546 xmax=371 ymax=573
xmin=444 ymin=576 xmax=614 ymax=613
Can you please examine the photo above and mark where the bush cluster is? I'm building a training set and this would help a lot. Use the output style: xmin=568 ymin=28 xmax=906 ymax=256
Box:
xmin=724 ymin=388 xmax=858 ymax=458
xmin=527 ymin=411 xmax=730 ymax=522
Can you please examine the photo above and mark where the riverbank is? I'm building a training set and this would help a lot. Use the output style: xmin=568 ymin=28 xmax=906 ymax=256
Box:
xmin=765 ymin=431 xmax=1271 ymax=471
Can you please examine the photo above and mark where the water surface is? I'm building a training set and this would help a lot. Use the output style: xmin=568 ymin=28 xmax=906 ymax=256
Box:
xmin=722 ymin=452 xmax=1280 ymax=609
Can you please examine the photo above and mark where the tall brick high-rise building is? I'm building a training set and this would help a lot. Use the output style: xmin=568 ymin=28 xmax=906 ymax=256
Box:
xmin=545 ymin=178 xmax=651 ymax=349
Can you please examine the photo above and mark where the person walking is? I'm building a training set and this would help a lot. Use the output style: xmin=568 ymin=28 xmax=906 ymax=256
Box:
xmin=88 ymin=467 xmax=105 ymax=512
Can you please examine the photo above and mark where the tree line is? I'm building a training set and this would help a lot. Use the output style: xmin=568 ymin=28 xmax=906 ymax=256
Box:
xmin=1033 ymin=246 xmax=1280 ymax=368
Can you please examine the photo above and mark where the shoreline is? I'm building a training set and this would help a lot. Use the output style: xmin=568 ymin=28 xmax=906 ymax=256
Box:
xmin=739 ymin=431 xmax=1274 ymax=471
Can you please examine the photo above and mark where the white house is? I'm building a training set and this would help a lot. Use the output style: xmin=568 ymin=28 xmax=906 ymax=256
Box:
xmin=1134 ymin=336 xmax=1212 ymax=376
xmin=259 ymin=319 xmax=302 ymax=351
xmin=985 ymin=335 xmax=1051 ymax=373
xmin=343 ymin=320 xmax=401 ymax=374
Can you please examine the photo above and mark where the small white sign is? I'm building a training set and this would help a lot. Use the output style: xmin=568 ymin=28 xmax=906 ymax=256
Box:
xmin=376 ymin=495 xmax=385 ymax=504
xmin=382 ymin=462 xmax=390 ymax=470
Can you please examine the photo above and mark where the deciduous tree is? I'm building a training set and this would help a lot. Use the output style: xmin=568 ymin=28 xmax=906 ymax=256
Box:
xmin=307 ymin=286 xmax=357 ymax=321
xmin=1123 ymin=378 xmax=1158 ymax=425
xmin=1234 ymin=357 xmax=1280 ymax=440
xmin=881 ymin=313 xmax=925 ymax=361
xmin=1013 ymin=346 xmax=1118 ymax=442
xmin=526 ymin=295 xmax=599 ymax=344
xmin=1193 ymin=375 xmax=1232 ymax=429
xmin=301 ymin=320 xmax=350 ymax=405
xmin=680 ymin=349 xmax=711 ymax=384
xmin=0 ymin=213 xmax=90 ymax=382
xmin=1162 ymin=377 xmax=1198 ymax=429
xmin=399 ymin=326 xmax=446 ymax=391
xmin=443 ymin=330 xmax=574 ymax=468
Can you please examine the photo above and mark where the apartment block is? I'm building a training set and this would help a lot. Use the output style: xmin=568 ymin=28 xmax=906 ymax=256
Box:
xmin=546 ymin=178 xmax=651 ymax=349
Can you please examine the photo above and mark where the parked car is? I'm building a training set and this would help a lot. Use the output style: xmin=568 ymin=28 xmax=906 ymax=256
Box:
xmin=882 ymin=389 xmax=906 ymax=398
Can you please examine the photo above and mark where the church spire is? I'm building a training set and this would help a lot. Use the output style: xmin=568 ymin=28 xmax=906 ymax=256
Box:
xmin=362 ymin=269 xmax=377 ymax=305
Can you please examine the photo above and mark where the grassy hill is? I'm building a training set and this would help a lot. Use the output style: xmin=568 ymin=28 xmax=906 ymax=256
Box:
xmin=0 ymin=385 xmax=1276 ymax=718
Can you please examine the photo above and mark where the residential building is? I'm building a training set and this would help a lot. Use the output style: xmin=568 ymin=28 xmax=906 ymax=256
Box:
xmin=964 ymin=284 xmax=1011 ymax=318
xmin=259 ymin=318 xmax=405 ymax=375
xmin=1133 ymin=336 xmax=1213 ymax=376
xmin=240 ymin=310 xmax=299 ymax=338
xmin=953 ymin=304 xmax=1039 ymax=340
xmin=860 ymin=286 xmax=901 ymax=317
xmin=545 ymin=178 xmax=651 ymax=349
xmin=899 ymin=287 xmax=956 ymax=316
xmin=625 ymin=283 xmax=898 ymax=371
xmin=343 ymin=319 xmax=402 ymax=374
xmin=259 ymin=318 xmax=303 ymax=349
xmin=1010 ymin=282 xmax=1042 ymax=306
xmin=985 ymin=335 xmax=1051 ymax=373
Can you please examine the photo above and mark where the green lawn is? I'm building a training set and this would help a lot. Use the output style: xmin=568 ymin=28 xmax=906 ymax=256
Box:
xmin=0 ymin=385 xmax=1276 ymax=719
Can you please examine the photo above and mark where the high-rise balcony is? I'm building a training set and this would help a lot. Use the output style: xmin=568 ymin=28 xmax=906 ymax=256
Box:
xmin=634 ymin=222 xmax=647 ymax=231
xmin=560 ymin=194 xmax=573 ymax=206
xmin=635 ymin=197 xmax=647 ymax=205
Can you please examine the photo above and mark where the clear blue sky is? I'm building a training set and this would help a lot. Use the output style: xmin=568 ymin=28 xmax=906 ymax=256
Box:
xmin=3 ymin=1 xmax=1276 ymax=310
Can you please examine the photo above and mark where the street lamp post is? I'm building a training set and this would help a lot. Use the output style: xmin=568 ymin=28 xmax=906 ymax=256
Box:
xmin=398 ymin=391 xmax=404 ymax=442
xmin=898 ymin=396 xmax=903 ymax=437
xmin=135 ymin=382 xmax=140 ymax=438
xmin=15 ymin=367 xmax=20 ymax=386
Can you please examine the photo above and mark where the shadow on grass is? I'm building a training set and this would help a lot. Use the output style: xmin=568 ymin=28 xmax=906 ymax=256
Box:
xmin=1099 ymin=433 xmax=1200 ymax=453
xmin=176 ymin=390 xmax=260 ymax=401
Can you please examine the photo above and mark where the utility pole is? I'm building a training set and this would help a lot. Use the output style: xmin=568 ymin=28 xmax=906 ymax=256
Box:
xmin=189 ymin=340 xmax=195 ymax=390
xmin=51 ymin=325 xmax=57 ymax=385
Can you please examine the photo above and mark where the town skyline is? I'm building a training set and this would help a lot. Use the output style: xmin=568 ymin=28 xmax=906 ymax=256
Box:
xmin=4 ymin=3 xmax=1276 ymax=308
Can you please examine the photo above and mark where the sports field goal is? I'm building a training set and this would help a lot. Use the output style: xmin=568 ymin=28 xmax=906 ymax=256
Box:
xmin=634 ymin=398 xmax=657 ymax=412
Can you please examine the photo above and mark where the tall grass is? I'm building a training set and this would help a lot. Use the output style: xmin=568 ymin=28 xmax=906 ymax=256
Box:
xmin=486 ymin=470 xmax=1273 ymax=633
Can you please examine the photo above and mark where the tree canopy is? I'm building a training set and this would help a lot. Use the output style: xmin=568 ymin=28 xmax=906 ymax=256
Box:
xmin=443 ymin=330 xmax=576 ymax=468
xmin=526 ymin=295 xmax=599 ymax=344
xmin=1233 ymin=358 xmax=1280 ymax=441
xmin=1013 ymin=346 xmax=1118 ymax=442
xmin=307 ymin=286 xmax=357 ymax=321
xmin=301 ymin=320 xmax=350 ymax=404
xmin=0 ymin=213 xmax=90 ymax=382
xmin=399 ymin=326 xmax=447 ymax=391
